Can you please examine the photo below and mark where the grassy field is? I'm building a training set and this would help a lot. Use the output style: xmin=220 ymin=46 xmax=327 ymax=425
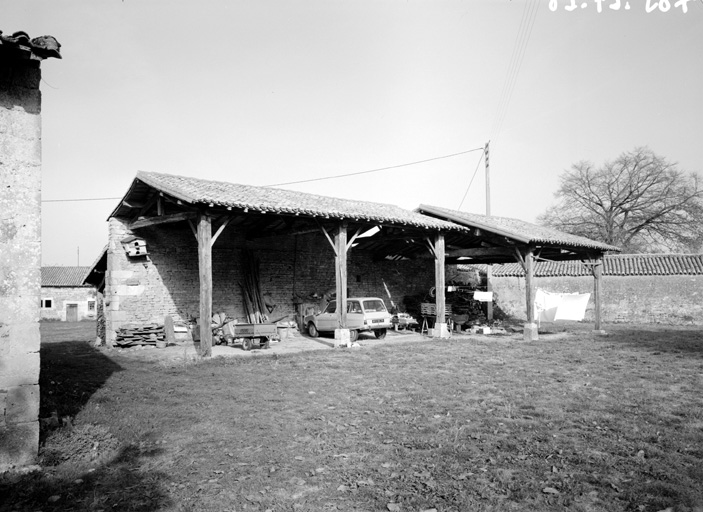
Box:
xmin=1 ymin=321 xmax=702 ymax=512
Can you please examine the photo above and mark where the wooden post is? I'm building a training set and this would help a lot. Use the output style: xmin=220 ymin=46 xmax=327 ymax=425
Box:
xmin=593 ymin=255 xmax=603 ymax=332
xmin=525 ymin=247 xmax=534 ymax=324
xmin=334 ymin=223 xmax=348 ymax=346
xmin=197 ymin=213 xmax=213 ymax=357
xmin=523 ymin=246 xmax=538 ymax=341
xmin=434 ymin=233 xmax=447 ymax=337
xmin=486 ymin=265 xmax=493 ymax=321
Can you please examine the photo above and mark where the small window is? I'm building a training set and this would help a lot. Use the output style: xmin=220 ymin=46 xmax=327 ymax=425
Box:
xmin=362 ymin=299 xmax=387 ymax=313
xmin=324 ymin=301 xmax=337 ymax=314
xmin=88 ymin=300 xmax=96 ymax=311
xmin=41 ymin=298 xmax=53 ymax=309
xmin=348 ymin=301 xmax=362 ymax=314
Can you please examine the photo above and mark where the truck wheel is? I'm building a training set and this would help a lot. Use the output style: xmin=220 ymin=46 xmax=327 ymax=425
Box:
xmin=308 ymin=323 xmax=319 ymax=337
xmin=242 ymin=338 xmax=252 ymax=351
xmin=375 ymin=328 xmax=387 ymax=339
xmin=350 ymin=330 xmax=359 ymax=342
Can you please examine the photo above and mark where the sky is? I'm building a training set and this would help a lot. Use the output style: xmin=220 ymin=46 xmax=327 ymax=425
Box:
xmin=4 ymin=0 xmax=702 ymax=266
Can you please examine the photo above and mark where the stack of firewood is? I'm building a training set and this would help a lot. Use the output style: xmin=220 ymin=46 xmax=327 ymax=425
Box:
xmin=115 ymin=324 xmax=165 ymax=347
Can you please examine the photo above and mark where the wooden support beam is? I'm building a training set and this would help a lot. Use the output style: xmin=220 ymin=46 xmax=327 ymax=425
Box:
xmin=211 ymin=217 xmax=232 ymax=247
xmin=334 ymin=223 xmax=348 ymax=346
xmin=434 ymin=233 xmax=446 ymax=334
xmin=129 ymin=211 xmax=197 ymax=230
xmin=524 ymin=246 xmax=535 ymax=324
xmin=197 ymin=213 xmax=213 ymax=357
xmin=593 ymin=255 xmax=603 ymax=331
xmin=187 ymin=219 xmax=197 ymax=240
xmin=425 ymin=237 xmax=436 ymax=259
xmin=346 ymin=227 xmax=364 ymax=251
xmin=320 ymin=225 xmax=338 ymax=256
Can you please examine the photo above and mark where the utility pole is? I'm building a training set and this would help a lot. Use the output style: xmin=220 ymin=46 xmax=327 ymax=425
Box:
xmin=485 ymin=141 xmax=490 ymax=216
xmin=485 ymin=141 xmax=493 ymax=322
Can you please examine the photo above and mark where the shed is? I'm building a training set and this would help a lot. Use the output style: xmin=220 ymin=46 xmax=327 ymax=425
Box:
xmin=91 ymin=171 xmax=618 ymax=351
xmin=416 ymin=205 xmax=620 ymax=336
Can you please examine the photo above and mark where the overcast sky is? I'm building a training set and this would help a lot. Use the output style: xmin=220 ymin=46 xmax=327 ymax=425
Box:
xmin=4 ymin=0 xmax=702 ymax=266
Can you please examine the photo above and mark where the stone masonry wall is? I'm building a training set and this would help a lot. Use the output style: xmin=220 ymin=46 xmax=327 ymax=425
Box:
xmin=104 ymin=219 xmax=438 ymax=343
xmin=0 ymin=59 xmax=42 ymax=469
xmin=491 ymin=274 xmax=703 ymax=325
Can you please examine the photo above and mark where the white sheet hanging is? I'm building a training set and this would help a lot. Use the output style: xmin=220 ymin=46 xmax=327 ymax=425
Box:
xmin=473 ymin=291 xmax=493 ymax=302
xmin=534 ymin=289 xmax=590 ymax=324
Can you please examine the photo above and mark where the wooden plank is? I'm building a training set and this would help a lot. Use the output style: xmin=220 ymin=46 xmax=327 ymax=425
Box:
xmin=129 ymin=211 xmax=197 ymax=230
xmin=434 ymin=233 xmax=446 ymax=328
xmin=197 ymin=213 xmax=213 ymax=357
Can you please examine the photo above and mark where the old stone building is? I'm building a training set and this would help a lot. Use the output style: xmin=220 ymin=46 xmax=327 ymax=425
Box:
xmin=0 ymin=30 xmax=61 ymax=470
xmin=40 ymin=267 xmax=97 ymax=321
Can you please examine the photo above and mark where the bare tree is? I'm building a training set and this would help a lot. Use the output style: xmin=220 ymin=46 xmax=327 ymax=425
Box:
xmin=538 ymin=147 xmax=703 ymax=253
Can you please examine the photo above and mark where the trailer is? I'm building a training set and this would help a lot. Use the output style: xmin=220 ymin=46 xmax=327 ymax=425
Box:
xmin=222 ymin=322 xmax=278 ymax=351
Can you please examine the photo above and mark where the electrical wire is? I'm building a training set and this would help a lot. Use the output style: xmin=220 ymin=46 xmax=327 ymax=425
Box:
xmin=265 ymin=147 xmax=484 ymax=187
xmin=40 ymin=147 xmax=485 ymax=202
xmin=42 ymin=197 xmax=122 ymax=203
xmin=457 ymin=146 xmax=486 ymax=211
xmin=490 ymin=0 xmax=540 ymax=140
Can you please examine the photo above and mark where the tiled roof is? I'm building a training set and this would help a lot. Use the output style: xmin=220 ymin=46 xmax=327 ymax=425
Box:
xmin=0 ymin=30 xmax=61 ymax=60
xmin=418 ymin=205 xmax=620 ymax=252
xmin=42 ymin=267 xmax=91 ymax=287
xmin=461 ymin=254 xmax=703 ymax=277
xmin=129 ymin=171 xmax=466 ymax=231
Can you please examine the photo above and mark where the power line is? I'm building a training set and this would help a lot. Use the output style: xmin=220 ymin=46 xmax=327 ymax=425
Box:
xmin=265 ymin=147 xmax=484 ymax=187
xmin=41 ymin=147 xmax=486 ymax=203
xmin=457 ymin=146 xmax=486 ymax=210
xmin=42 ymin=196 xmax=121 ymax=203
xmin=490 ymin=0 xmax=540 ymax=139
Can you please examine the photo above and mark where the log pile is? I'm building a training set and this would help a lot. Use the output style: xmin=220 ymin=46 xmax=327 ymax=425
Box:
xmin=115 ymin=324 xmax=165 ymax=347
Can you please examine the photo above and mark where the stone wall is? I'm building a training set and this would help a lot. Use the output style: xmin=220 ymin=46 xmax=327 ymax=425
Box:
xmin=40 ymin=286 xmax=97 ymax=321
xmin=0 ymin=59 xmax=42 ymax=469
xmin=103 ymin=217 xmax=438 ymax=343
xmin=490 ymin=274 xmax=703 ymax=325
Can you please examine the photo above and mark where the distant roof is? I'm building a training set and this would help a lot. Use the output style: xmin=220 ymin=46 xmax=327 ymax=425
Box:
xmin=417 ymin=204 xmax=620 ymax=253
xmin=42 ymin=267 xmax=91 ymax=287
xmin=461 ymin=254 xmax=703 ymax=277
xmin=111 ymin=171 xmax=466 ymax=231
xmin=0 ymin=30 xmax=61 ymax=60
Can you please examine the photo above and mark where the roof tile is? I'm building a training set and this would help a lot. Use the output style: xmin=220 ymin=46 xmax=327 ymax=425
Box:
xmin=461 ymin=254 xmax=703 ymax=277
xmin=42 ymin=267 xmax=91 ymax=287
xmin=129 ymin=171 xmax=465 ymax=231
